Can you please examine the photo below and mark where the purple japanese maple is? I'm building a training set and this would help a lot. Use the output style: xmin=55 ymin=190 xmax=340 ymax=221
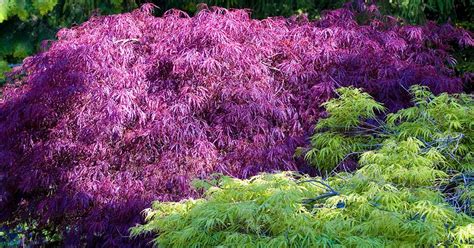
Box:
xmin=0 ymin=3 xmax=471 ymax=246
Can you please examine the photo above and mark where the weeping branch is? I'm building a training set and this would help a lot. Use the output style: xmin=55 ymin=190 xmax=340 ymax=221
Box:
xmin=298 ymin=179 xmax=339 ymax=203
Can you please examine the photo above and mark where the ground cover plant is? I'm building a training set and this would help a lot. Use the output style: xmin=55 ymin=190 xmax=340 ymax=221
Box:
xmin=132 ymin=86 xmax=473 ymax=247
xmin=0 ymin=3 xmax=472 ymax=245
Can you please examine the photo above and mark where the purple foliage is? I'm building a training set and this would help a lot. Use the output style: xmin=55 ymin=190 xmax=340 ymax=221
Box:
xmin=0 ymin=4 xmax=472 ymax=245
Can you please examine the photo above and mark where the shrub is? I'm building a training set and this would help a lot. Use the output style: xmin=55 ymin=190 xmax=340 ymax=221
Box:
xmin=0 ymin=4 xmax=471 ymax=245
xmin=132 ymin=172 xmax=473 ymax=247
xmin=132 ymin=87 xmax=473 ymax=247
xmin=302 ymin=85 xmax=474 ymax=173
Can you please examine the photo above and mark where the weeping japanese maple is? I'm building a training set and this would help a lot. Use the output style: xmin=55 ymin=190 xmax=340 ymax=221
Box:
xmin=0 ymin=3 xmax=471 ymax=245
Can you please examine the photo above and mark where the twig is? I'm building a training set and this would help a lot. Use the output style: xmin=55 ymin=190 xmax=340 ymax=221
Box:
xmin=298 ymin=179 xmax=335 ymax=191
xmin=328 ymin=75 xmax=342 ymax=97
xmin=298 ymin=179 xmax=339 ymax=203
xmin=113 ymin=38 xmax=140 ymax=45
xmin=302 ymin=191 xmax=339 ymax=204
xmin=8 ymin=63 xmax=22 ymax=68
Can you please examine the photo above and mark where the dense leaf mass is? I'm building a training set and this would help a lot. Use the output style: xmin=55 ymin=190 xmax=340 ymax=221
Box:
xmin=303 ymin=86 xmax=474 ymax=172
xmin=132 ymin=88 xmax=474 ymax=247
xmin=132 ymin=170 xmax=474 ymax=247
xmin=0 ymin=4 xmax=472 ymax=245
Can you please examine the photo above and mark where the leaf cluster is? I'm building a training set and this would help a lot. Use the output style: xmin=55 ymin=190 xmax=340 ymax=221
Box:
xmin=303 ymin=87 xmax=385 ymax=171
xmin=0 ymin=0 xmax=58 ymax=23
xmin=304 ymin=85 xmax=474 ymax=172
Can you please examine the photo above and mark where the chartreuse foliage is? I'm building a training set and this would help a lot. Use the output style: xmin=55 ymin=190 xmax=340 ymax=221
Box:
xmin=0 ymin=0 xmax=57 ymax=23
xmin=300 ymin=87 xmax=386 ymax=171
xmin=131 ymin=87 xmax=473 ymax=247
xmin=304 ymin=85 xmax=474 ymax=172
xmin=0 ymin=60 xmax=9 ymax=81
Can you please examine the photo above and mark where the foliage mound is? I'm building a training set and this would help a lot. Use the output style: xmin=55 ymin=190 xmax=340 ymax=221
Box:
xmin=132 ymin=87 xmax=473 ymax=247
xmin=0 ymin=4 xmax=472 ymax=245
xmin=303 ymin=86 xmax=473 ymax=173
xmin=1 ymin=1 xmax=473 ymax=82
